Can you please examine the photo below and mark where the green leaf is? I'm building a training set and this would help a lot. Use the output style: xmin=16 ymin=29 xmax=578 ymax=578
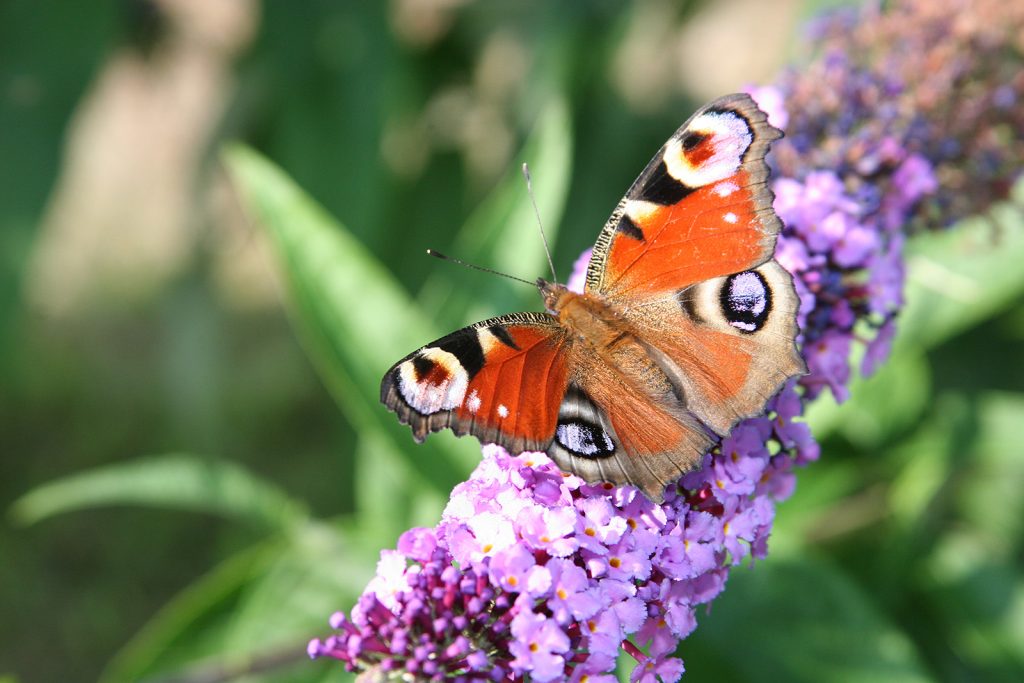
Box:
xmin=683 ymin=558 xmax=931 ymax=683
xmin=100 ymin=542 xmax=281 ymax=683
xmin=101 ymin=522 xmax=366 ymax=683
xmin=222 ymin=525 xmax=377 ymax=657
xmin=223 ymin=145 xmax=478 ymax=498
xmin=922 ymin=532 xmax=1024 ymax=677
xmin=352 ymin=430 xmax=449 ymax=546
xmin=9 ymin=454 xmax=307 ymax=532
xmin=806 ymin=351 xmax=931 ymax=449
xmin=898 ymin=203 xmax=1024 ymax=353
xmin=952 ymin=391 xmax=1024 ymax=553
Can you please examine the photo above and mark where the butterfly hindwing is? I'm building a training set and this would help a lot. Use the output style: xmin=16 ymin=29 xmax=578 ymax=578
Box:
xmin=381 ymin=313 xmax=572 ymax=453
xmin=548 ymin=369 xmax=713 ymax=503
xmin=622 ymin=259 xmax=806 ymax=436
xmin=585 ymin=93 xmax=783 ymax=298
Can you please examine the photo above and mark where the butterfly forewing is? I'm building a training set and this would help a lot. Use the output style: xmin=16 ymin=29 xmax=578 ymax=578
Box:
xmin=585 ymin=93 xmax=783 ymax=299
xmin=381 ymin=313 xmax=572 ymax=454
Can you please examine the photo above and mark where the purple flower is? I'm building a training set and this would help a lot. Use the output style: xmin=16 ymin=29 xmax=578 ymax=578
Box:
xmin=748 ymin=84 xmax=789 ymax=129
xmin=891 ymin=154 xmax=939 ymax=213
xmin=519 ymin=504 xmax=579 ymax=557
xmin=631 ymin=653 xmax=685 ymax=683
xmin=862 ymin=318 xmax=898 ymax=376
xmin=576 ymin=496 xmax=628 ymax=553
xmin=567 ymin=248 xmax=592 ymax=294
xmin=489 ymin=542 xmax=538 ymax=594
xmin=805 ymin=330 xmax=853 ymax=402
xmin=654 ymin=510 xmax=721 ymax=580
xmin=833 ymin=222 xmax=878 ymax=267
xmin=863 ymin=233 xmax=906 ymax=316
xmin=546 ymin=558 xmax=603 ymax=623
xmin=509 ymin=607 xmax=571 ymax=681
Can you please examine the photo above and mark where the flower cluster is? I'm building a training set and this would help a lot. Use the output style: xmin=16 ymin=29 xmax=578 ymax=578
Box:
xmin=310 ymin=1 xmax=1022 ymax=680
xmin=758 ymin=0 xmax=1023 ymax=402
xmin=310 ymin=409 xmax=814 ymax=682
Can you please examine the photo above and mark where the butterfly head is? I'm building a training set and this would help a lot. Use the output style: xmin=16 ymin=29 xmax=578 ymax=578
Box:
xmin=537 ymin=278 xmax=570 ymax=315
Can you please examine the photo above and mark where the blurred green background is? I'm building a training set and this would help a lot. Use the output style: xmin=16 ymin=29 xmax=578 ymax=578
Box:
xmin=2 ymin=1 xmax=1022 ymax=682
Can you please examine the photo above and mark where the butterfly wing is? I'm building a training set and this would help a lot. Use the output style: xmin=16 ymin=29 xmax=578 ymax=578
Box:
xmin=549 ymin=352 xmax=714 ymax=503
xmin=382 ymin=93 xmax=802 ymax=502
xmin=585 ymin=93 xmax=783 ymax=299
xmin=581 ymin=92 xmax=803 ymax=439
xmin=381 ymin=313 xmax=572 ymax=454
xmin=382 ymin=309 xmax=711 ymax=502
xmin=622 ymin=259 xmax=805 ymax=436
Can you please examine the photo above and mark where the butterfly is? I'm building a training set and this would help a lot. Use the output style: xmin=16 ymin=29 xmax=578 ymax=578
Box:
xmin=381 ymin=93 xmax=805 ymax=503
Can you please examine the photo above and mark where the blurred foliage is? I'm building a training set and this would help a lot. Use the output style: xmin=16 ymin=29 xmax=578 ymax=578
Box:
xmin=1 ymin=1 xmax=1021 ymax=683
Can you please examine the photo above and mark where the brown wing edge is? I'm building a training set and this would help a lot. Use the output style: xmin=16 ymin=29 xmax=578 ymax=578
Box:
xmin=724 ymin=92 xmax=784 ymax=241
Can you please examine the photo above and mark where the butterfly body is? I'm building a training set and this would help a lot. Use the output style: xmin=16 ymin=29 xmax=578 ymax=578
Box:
xmin=382 ymin=94 xmax=806 ymax=502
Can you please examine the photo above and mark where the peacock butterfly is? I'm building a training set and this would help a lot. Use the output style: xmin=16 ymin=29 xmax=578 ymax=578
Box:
xmin=381 ymin=93 xmax=805 ymax=502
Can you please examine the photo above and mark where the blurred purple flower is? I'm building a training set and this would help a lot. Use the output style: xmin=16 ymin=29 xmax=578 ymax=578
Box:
xmin=310 ymin=0 xmax=1023 ymax=679
xmin=510 ymin=607 xmax=572 ymax=681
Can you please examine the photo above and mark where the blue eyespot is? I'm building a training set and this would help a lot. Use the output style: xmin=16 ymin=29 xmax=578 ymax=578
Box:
xmin=721 ymin=271 xmax=770 ymax=332
xmin=556 ymin=419 xmax=615 ymax=458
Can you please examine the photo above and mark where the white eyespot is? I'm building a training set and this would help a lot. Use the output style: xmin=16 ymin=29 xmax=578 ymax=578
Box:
xmin=476 ymin=327 xmax=501 ymax=354
xmin=624 ymin=199 xmax=662 ymax=224
xmin=396 ymin=347 xmax=468 ymax=415
xmin=714 ymin=181 xmax=738 ymax=197
xmin=556 ymin=420 xmax=614 ymax=457
xmin=466 ymin=389 xmax=481 ymax=414
xmin=723 ymin=212 xmax=738 ymax=224
xmin=497 ymin=404 xmax=509 ymax=418
xmin=663 ymin=112 xmax=752 ymax=188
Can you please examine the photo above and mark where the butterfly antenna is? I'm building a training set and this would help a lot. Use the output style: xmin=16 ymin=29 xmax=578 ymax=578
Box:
xmin=426 ymin=249 xmax=535 ymax=286
xmin=521 ymin=163 xmax=558 ymax=283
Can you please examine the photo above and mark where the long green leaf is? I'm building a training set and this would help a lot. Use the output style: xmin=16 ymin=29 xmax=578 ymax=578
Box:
xmin=101 ymin=542 xmax=281 ymax=683
xmin=898 ymin=202 xmax=1024 ymax=352
xmin=9 ymin=454 xmax=307 ymax=532
xmin=223 ymin=145 xmax=478 ymax=497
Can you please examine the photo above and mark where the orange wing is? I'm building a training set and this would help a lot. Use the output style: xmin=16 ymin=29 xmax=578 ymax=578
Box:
xmin=381 ymin=313 xmax=572 ymax=453
xmin=548 ymin=362 xmax=714 ymax=504
xmin=585 ymin=93 xmax=782 ymax=299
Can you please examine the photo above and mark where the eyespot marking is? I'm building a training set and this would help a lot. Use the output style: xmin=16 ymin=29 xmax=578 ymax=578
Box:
xmin=466 ymin=389 xmax=481 ymax=413
xmin=555 ymin=419 xmax=615 ymax=458
xmin=397 ymin=347 xmax=470 ymax=414
xmin=681 ymin=131 xmax=708 ymax=151
xmin=720 ymin=270 xmax=771 ymax=333
xmin=663 ymin=111 xmax=753 ymax=188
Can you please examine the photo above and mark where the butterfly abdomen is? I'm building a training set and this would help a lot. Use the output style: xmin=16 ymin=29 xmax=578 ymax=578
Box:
xmin=544 ymin=285 xmax=679 ymax=406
